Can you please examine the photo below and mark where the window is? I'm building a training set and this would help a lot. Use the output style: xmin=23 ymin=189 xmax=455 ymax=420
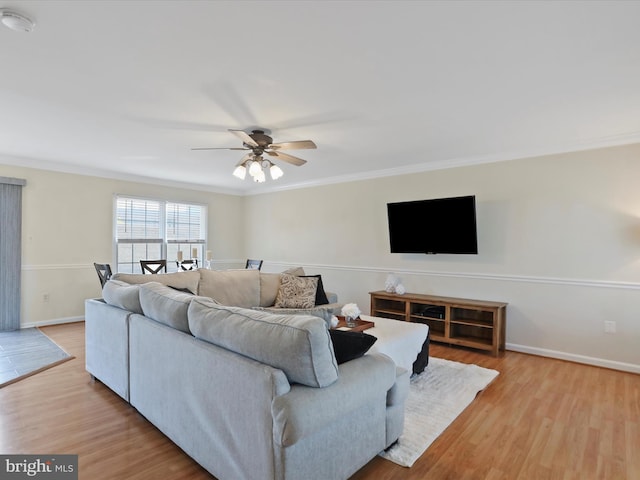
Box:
xmin=115 ymin=196 xmax=207 ymax=273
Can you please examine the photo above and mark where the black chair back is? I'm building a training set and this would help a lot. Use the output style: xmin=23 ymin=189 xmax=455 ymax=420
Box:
xmin=177 ymin=259 xmax=198 ymax=271
xmin=140 ymin=259 xmax=167 ymax=274
xmin=94 ymin=263 xmax=112 ymax=288
xmin=245 ymin=259 xmax=263 ymax=270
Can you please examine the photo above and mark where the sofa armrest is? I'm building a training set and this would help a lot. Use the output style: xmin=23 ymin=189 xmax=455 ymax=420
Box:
xmin=85 ymin=298 xmax=132 ymax=401
xmin=271 ymin=353 xmax=397 ymax=447
xmin=322 ymin=301 xmax=344 ymax=315
xmin=385 ymin=366 xmax=410 ymax=447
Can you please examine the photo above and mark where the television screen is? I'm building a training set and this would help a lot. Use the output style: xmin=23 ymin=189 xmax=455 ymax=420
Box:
xmin=387 ymin=195 xmax=478 ymax=254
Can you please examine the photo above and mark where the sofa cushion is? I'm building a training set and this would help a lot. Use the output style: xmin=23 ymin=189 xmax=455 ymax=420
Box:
xmin=274 ymin=274 xmax=318 ymax=309
xmin=198 ymin=269 xmax=260 ymax=307
xmin=112 ymin=270 xmax=200 ymax=295
xmin=329 ymin=330 xmax=377 ymax=364
xmin=259 ymin=272 xmax=281 ymax=307
xmin=252 ymin=306 xmax=333 ymax=328
xmin=102 ymin=279 xmax=143 ymax=314
xmin=188 ymin=298 xmax=339 ymax=388
xmin=139 ymin=282 xmax=205 ymax=333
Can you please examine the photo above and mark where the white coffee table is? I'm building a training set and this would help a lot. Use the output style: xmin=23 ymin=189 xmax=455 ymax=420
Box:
xmin=360 ymin=315 xmax=429 ymax=373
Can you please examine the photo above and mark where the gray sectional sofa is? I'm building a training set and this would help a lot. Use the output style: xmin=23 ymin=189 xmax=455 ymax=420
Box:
xmin=85 ymin=269 xmax=409 ymax=480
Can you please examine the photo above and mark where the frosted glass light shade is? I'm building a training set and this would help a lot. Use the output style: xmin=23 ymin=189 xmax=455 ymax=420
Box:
xmin=248 ymin=160 xmax=262 ymax=177
xmin=232 ymin=158 xmax=285 ymax=182
xmin=232 ymin=165 xmax=246 ymax=179
xmin=270 ymin=164 xmax=284 ymax=180
xmin=253 ymin=169 xmax=266 ymax=183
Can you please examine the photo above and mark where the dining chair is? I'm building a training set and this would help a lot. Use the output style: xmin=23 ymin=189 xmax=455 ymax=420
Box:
xmin=245 ymin=259 xmax=263 ymax=270
xmin=140 ymin=259 xmax=167 ymax=274
xmin=176 ymin=259 xmax=198 ymax=271
xmin=94 ymin=262 xmax=112 ymax=287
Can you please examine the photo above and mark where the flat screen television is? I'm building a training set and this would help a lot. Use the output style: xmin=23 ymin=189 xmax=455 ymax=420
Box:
xmin=387 ymin=195 xmax=478 ymax=254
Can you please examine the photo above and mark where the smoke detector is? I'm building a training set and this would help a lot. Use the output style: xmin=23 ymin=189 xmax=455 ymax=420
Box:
xmin=0 ymin=8 xmax=35 ymax=32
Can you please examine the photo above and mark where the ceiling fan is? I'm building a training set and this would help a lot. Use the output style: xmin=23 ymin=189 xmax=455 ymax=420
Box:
xmin=192 ymin=129 xmax=317 ymax=182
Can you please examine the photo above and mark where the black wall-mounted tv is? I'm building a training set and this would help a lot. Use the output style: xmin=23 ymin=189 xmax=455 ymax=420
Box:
xmin=387 ymin=195 xmax=478 ymax=254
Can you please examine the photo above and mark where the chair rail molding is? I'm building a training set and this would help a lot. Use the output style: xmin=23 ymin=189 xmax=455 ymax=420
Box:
xmin=22 ymin=264 xmax=98 ymax=271
xmin=266 ymin=261 xmax=640 ymax=291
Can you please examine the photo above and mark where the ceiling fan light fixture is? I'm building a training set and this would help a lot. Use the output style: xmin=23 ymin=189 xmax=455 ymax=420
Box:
xmin=248 ymin=159 xmax=262 ymax=177
xmin=195 ymin=128 xmax=316 ymax=184
xmin=270 ymin=164 xmax=284 ymax=180
xmin=0 ymin=9 xmax=35 ymax=32
xmin=232 ymin=165 xmax=246 ymax=180
xmin=253 ymin=169 xmax=266 ymax=183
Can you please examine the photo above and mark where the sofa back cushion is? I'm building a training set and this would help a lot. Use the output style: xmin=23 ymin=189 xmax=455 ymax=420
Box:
xmin=139 ymin=282 xmax=207 ymax=333
xmin=198 ymin=269 xmax=260 ymax=307
xmin=112 ymin=270 xmax=200 ymax=295
xmin=102 ymin=279 xmax=143 ymax=314
xmin=188 ymin=298 xmax=339 ymax=388
xmin=259 ymin=272 xmax=281 ymax=307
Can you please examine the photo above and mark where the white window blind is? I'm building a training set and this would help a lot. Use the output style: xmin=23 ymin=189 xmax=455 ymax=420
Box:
xmin=115 ymin=196 xmax=206 ymax=273
xmin=166 ymin=202 xmax=206 ymax=268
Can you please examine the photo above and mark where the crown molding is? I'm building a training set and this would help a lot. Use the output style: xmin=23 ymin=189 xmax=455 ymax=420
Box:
xmin=0 ymin=153 xmax=245 ymax=196
xmin=247 ymin=132 xmax=640 ymax=195
xmin=3 ymin=131 xmax=640 ymax=197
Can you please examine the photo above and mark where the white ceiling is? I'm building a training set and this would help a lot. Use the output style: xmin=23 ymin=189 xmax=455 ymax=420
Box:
xmin=1 ymin=0 xmax=640 ymax=195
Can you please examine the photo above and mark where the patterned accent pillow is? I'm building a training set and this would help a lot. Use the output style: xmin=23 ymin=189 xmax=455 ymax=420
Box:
xmin=274 ymin=274 xmax=318 ymax=309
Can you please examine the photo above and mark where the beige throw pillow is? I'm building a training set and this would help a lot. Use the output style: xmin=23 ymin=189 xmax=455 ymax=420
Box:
xmin=274 ymin=274 xmax=318 ymax=309
xmin=282 ymin=266 xmax=305 ymax=276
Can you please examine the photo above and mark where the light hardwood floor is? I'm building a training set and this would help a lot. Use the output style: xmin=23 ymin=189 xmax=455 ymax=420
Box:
xmin=1 ymin=322 xmax=638 ymax=480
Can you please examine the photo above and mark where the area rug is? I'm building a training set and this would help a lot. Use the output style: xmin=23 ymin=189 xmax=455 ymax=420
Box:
xmin=379 ymin=357 xmax=499 ymax=467
xmin=0 ymin=328 xmax=74 ymax=388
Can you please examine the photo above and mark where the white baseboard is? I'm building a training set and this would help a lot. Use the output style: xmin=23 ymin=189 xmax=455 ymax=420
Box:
xmin=506 ymin=343 xmax=640 ymax=374
xmin=21 ymin=316 xmax=84 ymax=329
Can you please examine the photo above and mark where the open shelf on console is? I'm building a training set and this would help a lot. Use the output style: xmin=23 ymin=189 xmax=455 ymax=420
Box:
xmin=409 ymin=316 xmax=445 ymax=338
xmin=370 ymin=291 xmax=507 ymax=356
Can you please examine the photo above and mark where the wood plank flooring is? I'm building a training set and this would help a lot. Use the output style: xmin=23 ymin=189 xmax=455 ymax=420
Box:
xmin=1 ymin=322 xmax=638 ymax=479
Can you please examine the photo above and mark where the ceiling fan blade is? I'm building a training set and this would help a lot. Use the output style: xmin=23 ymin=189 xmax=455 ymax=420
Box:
xmin=266 ymin=151 xmax=307 ymax=166
xmin=229 ymin=129 xmax=259 ymax=147
xmin=236 ymin=153 xmax=253 ymax=166
xmin=191 ymin=147 xmax=249 ymax=151
xmin=268 ymin=140 xmax=317 ymax=150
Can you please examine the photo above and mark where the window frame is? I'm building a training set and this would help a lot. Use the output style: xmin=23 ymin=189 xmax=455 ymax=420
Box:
xmin=113 ymin=195 xmax=207 ymax=274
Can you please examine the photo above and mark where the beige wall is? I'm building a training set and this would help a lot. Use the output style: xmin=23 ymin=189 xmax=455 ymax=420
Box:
xmin=0 ymin=160 xmax=244 ymax=327
xmin=244 ymin=144 xmax=640 ymax=371
xmin=2 ymin=143 xmax=639 ymax=372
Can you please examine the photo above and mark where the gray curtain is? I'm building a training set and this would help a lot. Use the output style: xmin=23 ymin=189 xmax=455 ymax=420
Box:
xmin=0 ymin=177 xmax=26 ymax=331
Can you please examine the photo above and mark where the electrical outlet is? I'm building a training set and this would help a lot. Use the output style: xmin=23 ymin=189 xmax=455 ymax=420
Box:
xmin=43 ymin=293 xmax=50 ymax=302
xmin=604 ymin=321 xmax=616 ymax=334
